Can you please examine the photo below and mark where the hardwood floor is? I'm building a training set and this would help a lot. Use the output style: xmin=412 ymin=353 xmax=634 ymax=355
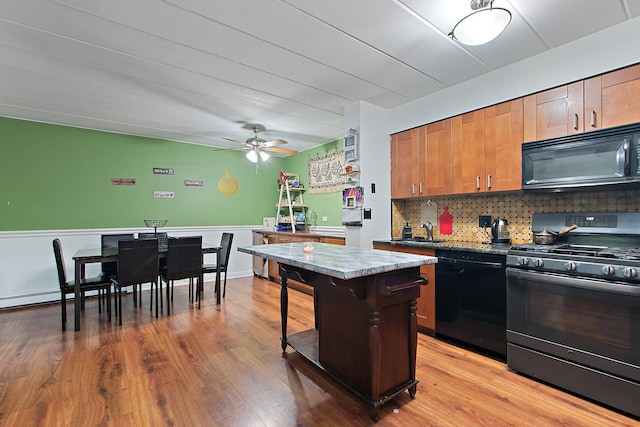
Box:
xmin=0 ymin=276 xmax=638 ymax=426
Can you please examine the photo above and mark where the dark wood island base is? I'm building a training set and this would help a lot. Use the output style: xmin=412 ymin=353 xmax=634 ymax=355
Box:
xmin=278 ymin=264 xmax=425 ymax=421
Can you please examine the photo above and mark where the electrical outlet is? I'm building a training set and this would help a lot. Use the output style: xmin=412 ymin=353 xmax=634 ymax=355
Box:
xmin=322 ymin=216 xmax=328 ymax=222
xmin=479 ymin=215 xmax=492 ymax=227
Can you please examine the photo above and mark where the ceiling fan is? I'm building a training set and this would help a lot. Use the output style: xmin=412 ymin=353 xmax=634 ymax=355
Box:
xmin=223 ymin=124 xmax=298 ymax=164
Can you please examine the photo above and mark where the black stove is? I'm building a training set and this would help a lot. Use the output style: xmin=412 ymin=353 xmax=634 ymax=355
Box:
xmin=506 ymin=212 xmax=640 ymax=419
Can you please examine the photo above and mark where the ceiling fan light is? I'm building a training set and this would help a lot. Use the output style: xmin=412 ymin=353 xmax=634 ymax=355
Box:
xmin=246 ymin=149 xmax=258 ymax=163
xmin=450 ymin=7 xmax=511 ymax=46
xmin=259 ymin=150 xmax=270 ymax=162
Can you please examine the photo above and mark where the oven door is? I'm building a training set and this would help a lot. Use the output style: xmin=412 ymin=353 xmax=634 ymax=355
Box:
xmin=506 ymin=267 xmax=640 ymax=381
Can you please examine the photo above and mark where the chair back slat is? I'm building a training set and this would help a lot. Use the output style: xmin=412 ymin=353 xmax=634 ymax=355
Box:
xmin=219 ymin=233 xmax=234 ymax=268
xmin=117 ymin=238 xmax=159 ymax=286
xmin=52 ymin=238 xmax=67 ymax=287
xmin=166 ymin=236 xmax=202 ymax=280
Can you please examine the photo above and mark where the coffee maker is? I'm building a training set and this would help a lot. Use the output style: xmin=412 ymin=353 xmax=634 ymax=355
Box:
xmin=491 ymin=218 xmax=510 ymax=243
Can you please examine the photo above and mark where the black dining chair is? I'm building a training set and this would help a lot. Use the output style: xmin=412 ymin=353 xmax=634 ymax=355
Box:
xmin=202 ymin=232 xmax=234 ymax=298
xmin=101 ymin=233 xmax=135 ymax=306
xmin=53 ymin=238 xmax=112 ymax=331
xmin=111 ymin=238 xmax=159 ymax=325
xmin=159 ymin=236 xmax=203 ymax=313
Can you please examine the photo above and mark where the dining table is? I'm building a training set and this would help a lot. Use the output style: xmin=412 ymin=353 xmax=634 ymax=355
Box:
xmin=72 ymin=241 xmax=222 ymax=331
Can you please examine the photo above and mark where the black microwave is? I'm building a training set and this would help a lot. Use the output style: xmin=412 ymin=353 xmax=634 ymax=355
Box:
xmin=522 ymin=123 xmax=640 ymax=191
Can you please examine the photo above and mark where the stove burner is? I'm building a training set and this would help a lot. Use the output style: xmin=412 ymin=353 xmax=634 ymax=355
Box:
xmin=511 ymin=243 xmax=640 ymax=260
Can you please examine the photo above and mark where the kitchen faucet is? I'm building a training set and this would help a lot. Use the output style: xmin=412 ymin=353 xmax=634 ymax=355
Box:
xmin=421 ymin=222 xmax=434 ymax=241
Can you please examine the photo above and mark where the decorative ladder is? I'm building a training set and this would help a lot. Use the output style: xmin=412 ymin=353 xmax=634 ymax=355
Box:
xmin=276 ymin=173 xmax=304 ymax=233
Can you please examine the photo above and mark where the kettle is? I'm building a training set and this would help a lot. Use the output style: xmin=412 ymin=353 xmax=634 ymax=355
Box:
xmin=491 ymin=218 xmax=510 ymax=243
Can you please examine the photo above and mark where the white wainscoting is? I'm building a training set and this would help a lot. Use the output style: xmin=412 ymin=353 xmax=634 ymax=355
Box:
xmin=0 ymin=225 xmax=345 ymax=308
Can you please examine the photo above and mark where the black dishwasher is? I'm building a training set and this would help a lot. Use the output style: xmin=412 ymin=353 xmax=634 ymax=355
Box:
xmin=435 ymin=250 xmax=506 ymax=360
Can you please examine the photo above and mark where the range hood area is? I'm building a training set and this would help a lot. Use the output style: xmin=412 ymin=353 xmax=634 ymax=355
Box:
xmin=522 ymin=123 xmax=640 ymax=192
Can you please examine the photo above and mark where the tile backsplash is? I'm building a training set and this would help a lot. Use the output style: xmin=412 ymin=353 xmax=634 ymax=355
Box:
xmin=392 ymin=189 xmax=640 ymax=245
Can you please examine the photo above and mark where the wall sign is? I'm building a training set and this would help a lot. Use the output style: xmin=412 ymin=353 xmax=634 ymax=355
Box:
xmin=153 ymin=191 xmax=175 ymax=199
xmin=153 ymin=167 xmax=174 ymax=175
xmin=112 ymin=178 xmax=136 ymax=185
xmin=185 ymin=180 xmax=204 ymax=187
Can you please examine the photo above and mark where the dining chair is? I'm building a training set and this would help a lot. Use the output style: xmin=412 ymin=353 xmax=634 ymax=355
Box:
xmin=111 ymin=238 xmax=159 ymax=325
xmin=101 ymin=233 xmax=136 ymax=309
xmin=202 ymin=232 xmax=234 ymax=298
xmin=159 ymin=236 xmax=203 ymax=313
xmin=53 ymin=238 xmax=112 ymax=331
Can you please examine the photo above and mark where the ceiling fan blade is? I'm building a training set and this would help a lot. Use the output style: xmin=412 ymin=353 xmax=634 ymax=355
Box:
xmin=222 ymin=137 xmax=248 ymax=145
xmin=265 ymin=146 xmax=298 ymax=155
xmin=262 ymin=139 xmax=288 ymax=147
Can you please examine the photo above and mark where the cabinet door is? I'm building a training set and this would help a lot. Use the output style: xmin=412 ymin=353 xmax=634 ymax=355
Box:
xmin=391 ymin=128 xmax=424 ymax=198
xmin=484 ymin=99 xmax=524 ymax=192
xmin=586 ymin=64 xmax=640 ymax=130
xmin=523 ymin=82 xmax=583 ymax=142
xmin=424 ymin=119 xmax=452 ymax=196
xmin=452 ymin=110 xmax=485 ymax=194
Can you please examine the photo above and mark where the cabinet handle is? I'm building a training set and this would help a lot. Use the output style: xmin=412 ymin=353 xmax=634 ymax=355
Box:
xmin=412 ymin=183 xmax=415 ymax=195
xmin=419 ymin=182 xmax=423 ymax=194
xmin=573 ymin=113 xmax=579 ymax=130
xmin=487 ymin=175 xmax=492 ymax=189
xmin=590 ymin=110 xmax=596 ymax=127
xmin=476 ymin=176 xmax=480 ymax=190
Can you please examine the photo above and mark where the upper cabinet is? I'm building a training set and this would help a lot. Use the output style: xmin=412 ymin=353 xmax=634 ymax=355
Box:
xmin=424 ymin=119 xmax=452 ymax=196
xmin=484 ymin=99 xmax=524 ymax=192
xmin=391 ymin=120 xmax=452 ymax=198
xmin=452 ymin=110 xmax=485 ymax=194
xmin=585 ymin=63 xmax=640 ymax=130
xmin=452 ymin=100 xmax=523 ymax=194
xmin=524 ymin=64 xmax=640 ymax=142
xmin=523 ymin=82 xmax=583 ymax=142
xmin=391 ymin=127 xmax=425 ymax=198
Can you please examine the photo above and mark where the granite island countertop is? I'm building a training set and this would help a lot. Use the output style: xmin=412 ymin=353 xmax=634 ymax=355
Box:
xmin=238 ymin=242 xmax=437 ymax=280
xmin=372 ymin=239 xmax=511 ymax=256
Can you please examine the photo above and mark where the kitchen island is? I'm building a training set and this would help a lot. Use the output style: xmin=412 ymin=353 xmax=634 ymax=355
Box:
xmin=237 ymin=242 xmax=437 ymax=420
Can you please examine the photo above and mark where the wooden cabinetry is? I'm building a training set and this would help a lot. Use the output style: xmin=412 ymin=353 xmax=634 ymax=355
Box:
xmin=484 ymin=99 xmax=524 ymax=192
xmin=452 ymin=100 xmax=523 ymax=194
xmin=452 ymin=110 xmax=485 ymax=194
xmin=391 ymin=128 xmax=425 ymax=198
xmin=424 ymin=119 xmax=453 ymax=196
xmin=525 ymin=64 xmax=640 ymax=142
xmin=585 ymin=63 xmax=640 ymax=130
xmin=523 ymin=82 xmax=583 ymax=142
xmin=373 ymin=244 xmax=435 ymax=334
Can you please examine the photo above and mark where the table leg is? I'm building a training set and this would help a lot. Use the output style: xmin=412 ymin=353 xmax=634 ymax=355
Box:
xmin=216 ymin=248 xmax=221 ymax=305
xmin=280 ymin=270 xmax=288 ymax=352
xmin=74 ymin=260 xmax=82 ymax=331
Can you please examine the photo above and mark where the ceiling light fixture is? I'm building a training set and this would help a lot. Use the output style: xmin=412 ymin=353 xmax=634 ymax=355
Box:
xmin=245 ymin=148 xmax=270 ymax=163
xmin=449 ymin=0 xmax=511 ymax=46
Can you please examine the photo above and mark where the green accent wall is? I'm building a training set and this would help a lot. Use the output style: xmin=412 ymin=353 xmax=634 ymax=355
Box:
xmin=0 ymin=117 xmax=343 ymax=231
xmin=283 ymin=141 xmax=344 ymax=228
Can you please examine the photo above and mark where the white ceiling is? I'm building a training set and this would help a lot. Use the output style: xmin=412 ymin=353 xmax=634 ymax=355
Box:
xmin=1 ymin=0 xmax=639 ymax=155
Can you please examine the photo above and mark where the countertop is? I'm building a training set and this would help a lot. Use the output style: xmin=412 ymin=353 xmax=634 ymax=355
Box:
xmin=372 ymin=239 xmax=511 ymax=256
xmin=238 ymin=242 xmax=437 ymax=280
xmin=252 ymin=229 xmax=344 ymax=239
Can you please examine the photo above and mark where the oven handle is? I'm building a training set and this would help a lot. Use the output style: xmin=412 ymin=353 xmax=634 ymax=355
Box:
xmin=506 ymin=267 xmax=640 ymax=296
xmin=439 ymin=257 xmax=503 ymax=269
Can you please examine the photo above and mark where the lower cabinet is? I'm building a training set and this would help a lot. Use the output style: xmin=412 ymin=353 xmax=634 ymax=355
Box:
xmin=373 ymin=244 xmax=436 ymax=334
xmin=253 ymin=231 xmax=345 ymax=295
